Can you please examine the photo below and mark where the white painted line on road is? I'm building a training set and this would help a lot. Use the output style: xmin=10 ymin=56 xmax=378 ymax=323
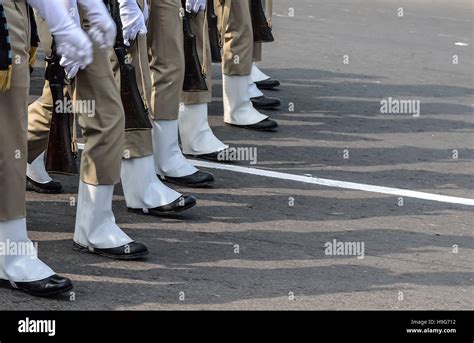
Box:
xmin=76 ymin=143 xmax=473 ymax=206
xmin=454 ymin=42 xmax=469 ymax=47
xmin=191 ymin=160 xmax=474 ymax=207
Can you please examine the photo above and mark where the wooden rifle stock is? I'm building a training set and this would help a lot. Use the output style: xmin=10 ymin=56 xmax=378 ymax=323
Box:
xmin=251 ymin=0 xmax=274 ymax=43
xmin=207 ymin=0 xmax=222 ymax=63
xmin=44 ymin=43 xmax=78 ymax=176
xmin=182 ymin=1 xmax=208 ymax=92
xmin=108 ymin=0 xmax=152 ymax=131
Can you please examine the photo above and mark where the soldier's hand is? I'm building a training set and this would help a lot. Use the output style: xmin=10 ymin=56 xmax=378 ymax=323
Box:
xmin=55 ymin=30 xmax=93 ymax=74
xmin=119 ymin=0 xmax=148 ymax=46
xmin=77 ymin=0 xmax=117 ymax=49
xmin=185 ymin=0 xmax=206 ymax=15
xmin=60 ymin=57 xmax=82 ymax=80
xmin=26 ymin=0 xmax=93 ymax=69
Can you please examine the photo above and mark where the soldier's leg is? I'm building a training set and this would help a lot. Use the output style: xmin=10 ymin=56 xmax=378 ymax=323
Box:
xmin=148 ymin=0 xmax=214 ymax=187
xmin=26 ymin=13 xmax=63 ymax=193
xmin=248 ymin=43 xmax=265 ymax=98
xmin=116 ymin=0 xmax=196 ymax=216
xmin=249 ymin=64 xmax=281 ymax=110
xmin=70 ymin=37 xmax=148 ymax=258
xmin=0 ymin=0 xmax=71 ymax=296
xmin=179 ymin=10 xmax=228 ymax=160
xmin=249 ymin=44 xmax=281 ymax=110
xmin=27 ymin=8 xmax=148 ymax=259
xmin=250 ymin=0 xmax=280 ymax=91
xmin=215 ymin=0 xmax=277 ymax=131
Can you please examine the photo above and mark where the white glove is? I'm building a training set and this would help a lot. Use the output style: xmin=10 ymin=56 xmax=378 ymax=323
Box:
xmin=61 ymin=0 xmax=81 ymax=25
xmin=118 ymin=0 xmax=147 ymax=46
xmin=77 ymin=0 xmax=117 ymax=49
xmin=27 ymin=0 xmax=93 ymax=70
xmin=60 ymin=57 xmax=81 ymax=79
xmin=186 ymin=0 xmax=206 ymax=14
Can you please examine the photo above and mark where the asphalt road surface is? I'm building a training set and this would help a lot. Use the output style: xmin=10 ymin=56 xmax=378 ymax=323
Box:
xmin=2 ymin=0 xmax=473 ymax=310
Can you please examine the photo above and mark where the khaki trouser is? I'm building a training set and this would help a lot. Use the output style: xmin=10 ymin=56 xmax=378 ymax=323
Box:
xmin=111 ymin=0 xmax=153 ymax=159
xmin=181 ymin=10 xmax=213 ymax=105
xmin=147 ymin=0 xmax=185 ymax=120
xmin=215 ymin=0 xmax=253 ymax=76
xmin=27 ymin=13 xmax=125 ymax=185
xmin=0 ymin=0 xmax=30 ymax=220
xmin=253 ymin=43 xmax=262 ymax=62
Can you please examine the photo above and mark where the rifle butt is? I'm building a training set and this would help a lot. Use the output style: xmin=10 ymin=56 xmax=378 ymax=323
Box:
xmin=45 ymin=85 xmax=78 ymax=176
xmin=251 ymin=0 xmax=275 ymax=43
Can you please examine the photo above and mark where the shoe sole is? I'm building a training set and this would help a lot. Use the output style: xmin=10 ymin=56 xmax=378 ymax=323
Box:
xmin=127 ymin=200 xmax=197 ymax=217
xmin=0 ymin=279 xmax=73 ymax=297
xmin=26 ymin=181 xmax=63 ymax=194
xmin=250 ymin=100 xmax=281 ymax=110
xmin=255 ymin=84 xmax=280 ymax=90
xmin=159 ymin=176 xmax=215 ymax=188
xmin=186 ymin=155 xmax=236 ymax=164
xmin=252 ymin=104 xmax=281 ymax=110
xmin=185 ymin=154 xmax=236 ymax=164
xmin=73 ymin=242 xmax=149 ymax=261
xmin=256 ymin=86 xmax=279 ymax=91
xmin=187 ymin=155 xmax=219 ymax=162
xmin=226 ymin=123 xmax=279 ymax=132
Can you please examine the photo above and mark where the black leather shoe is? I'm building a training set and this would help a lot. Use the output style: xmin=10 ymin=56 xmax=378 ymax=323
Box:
xmin=187 ymin=151 xmax=220 ymax=162
xmin=27 ymin=177 xmax=63 ymax=194
xmin=251 ymin=95 xmax=281 ymax=110
xmin=73 ymin=242 xmax=149 ymax=260
xmin=229 ymin=119 xmax=279 ymax=132
xmin=0 ymin=274 xmax=73 ymax=297
xmin=186 ymin=149 xmax=235 ymax=163
xmin=128 ymin=195 xmax=197 ymax=216
xmin=255 ymin=78 xmax=280 ymax=90
xmin=159 ymin=171 xmax=215 ymax=188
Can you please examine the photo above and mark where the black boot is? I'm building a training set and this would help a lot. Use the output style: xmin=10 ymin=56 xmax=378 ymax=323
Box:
xmin=255 ymin=78 xmax=280 ymax=90
xmin=159 ymin=171 xmax=215 ymax=188
xmin=27 ymin=177 xmax=63 ymax=194
xmin=1 ymin=274 xmax=73 ymax=297
xmin=73 ymin=242 xmax=149 ymax=260
xmin=128 ymin=195 xmax=197 ymax=216
xmin=186 ymin=148 xmax=236 ymax=163
xmin=228 ymin=119 xmax=279 ymax=132
xmin=251 ymin=95 xmax=281 ymax=110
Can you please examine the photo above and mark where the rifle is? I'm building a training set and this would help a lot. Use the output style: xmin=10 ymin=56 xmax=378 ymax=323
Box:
xmin=251 ymin=0 xmax=274 ymax=43
xmin=107 ymin=0 xmax=152 ymax=131
xmin=182 ymin=1 xmax=208 ymax=92
xmin=44 ymin=41 xmax=78 ymax=175
xmin=207 ymin=0 xmax=221 ymax=63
